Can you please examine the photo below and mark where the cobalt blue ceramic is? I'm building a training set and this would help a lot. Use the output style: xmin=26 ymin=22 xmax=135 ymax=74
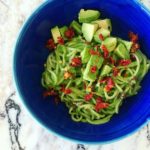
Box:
xmin=13 ymin=0 xmax=150 ymax=143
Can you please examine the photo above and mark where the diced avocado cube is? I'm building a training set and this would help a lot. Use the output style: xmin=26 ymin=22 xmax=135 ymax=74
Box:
xmin=78 ymin=9 xmax=100 ymax=23
xmin=94 ymin=28 xmax=110 ymax=43
xmin=100 ymin=65 xmax=112 ymax=77
xmin=82 ymin=23 xmax=98 ymax=42
xmin=92 ymin=19 xmax=112 ymax=31
xmin=101 ymin=37 xmax=117 ymax=52
xmin=118 ymin=38 xmax=133 ymax=51
xmin=81 ymin=46 xmax=92 ymax=63
xmin=83 ymin=55 xmax=104 ymax=82
xmin=51 ymin=26 xmax=61 ymax=43
xmin=60 ymin=26 xmax=68 ymax=40
xmin=114 ymin=43 xmax=130 ymax=59
xmin=70 ymin=20 xmax=82 ymax=35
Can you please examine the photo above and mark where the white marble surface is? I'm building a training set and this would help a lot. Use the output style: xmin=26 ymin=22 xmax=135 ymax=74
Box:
xmin=0 ymin=0 xmax=150 ymax=150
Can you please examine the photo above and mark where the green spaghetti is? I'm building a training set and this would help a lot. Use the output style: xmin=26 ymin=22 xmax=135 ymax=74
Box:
xmin=41 ymin=9 xmax=150 ymax=125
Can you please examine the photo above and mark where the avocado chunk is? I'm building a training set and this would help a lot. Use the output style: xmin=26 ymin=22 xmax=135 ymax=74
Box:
xmin=118 ymin=38 xmax=133 ymax=51
xmin=60 ymin=26 xmax=68 ymax=40
xmin=70 ymin=20 xmax=82 ymax=35
xmin=51 ymin=26 xmax=61 ymax=43
xmin=101 ymin=37 xmax=117 ymax=52
xmin=83 ymin=55 xmax=104 ymax=82
xmin=100 ymin=65 xmax=112 ymax=77
xmin=78 ymin=9 xmax=100 ymax=23
xmin=94 ymin=28 xmax=110 ymax=43
xmin=92 ymin=19 xmax=112 ymax=31
xmin=81 ymin=46 xmax=92 ymax=63
xmin=82 ymin=23 xmax=98 ymax=42
xmin=114 ymin=43 xmax=130 ymax=59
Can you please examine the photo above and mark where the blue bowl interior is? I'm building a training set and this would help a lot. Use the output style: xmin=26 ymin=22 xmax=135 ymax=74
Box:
xmin=14 ymin=0 xmax=150 ymax=143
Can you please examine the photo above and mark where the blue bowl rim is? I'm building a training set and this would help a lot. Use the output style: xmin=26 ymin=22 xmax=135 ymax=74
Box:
xmin=12 ymin=0 xmax=150 ymax=144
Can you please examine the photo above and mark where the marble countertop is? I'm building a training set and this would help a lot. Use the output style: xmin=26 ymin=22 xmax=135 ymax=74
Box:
xmin=0 ymin=0 xmax=150 ymax=150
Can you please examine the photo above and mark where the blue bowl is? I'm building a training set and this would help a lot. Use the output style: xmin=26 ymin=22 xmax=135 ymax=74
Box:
xmin=13 ymin=0 xmax=150 ymax=144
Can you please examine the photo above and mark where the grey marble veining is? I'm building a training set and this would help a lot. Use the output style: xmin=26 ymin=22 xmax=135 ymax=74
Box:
xmin=0 ymin=0 xmax=150 ymax=150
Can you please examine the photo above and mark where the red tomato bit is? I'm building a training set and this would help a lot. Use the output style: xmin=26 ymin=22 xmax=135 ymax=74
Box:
xmin=101 ymin=45 xmax=109 ymax=58
xmin=65 ymin=28 xmax=75 ymax=39
xmin=84 ymin=93 xmax=93 ymax=101
xmin=109 ymin=57 xmax=115 ymax=65
xmin=113 ymin=67 xmax=119 ymax=77
xmin=128 ymin=31 xmax=140 ymax=53
xmin=64 ymin=88 xmax=72 ymax=94
xmin=61 ymin=86 xmax=72 ymax=94
xmin=96 ymin=97 xmax=103 ymax=103
xmin=119 ymin=59 xmax=131 ymax=66
xmin=90 ymin=66 xmax=97 ymax=73
xmin=57 ymin=37 xmax=64 ymax=45
xmin=95 ymin=103 xmax=109 ymax=112
xmin=131 ymin=43 xmax=140 ymax=53
xmin=105 ymin=77 xmax=115 ymax=92
xmin=46 ymin=39 xmax=56 ymax=50
xmin=95 ymin=97 xmax=109 ymax=112
xmin=71 ymin=57 xmax=82 ymax=67
xmin=99 ymin=77 xmax=108 ymax=83
xmin=99 ymin=34 xmax=104 ymax=41
xmin=89 ymin=49 xmax=100 ymax=56
xmin=128 ymin=31 xmax=138 ymax=43
xmin=60 ymin=85 xmax=65 ymax=92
